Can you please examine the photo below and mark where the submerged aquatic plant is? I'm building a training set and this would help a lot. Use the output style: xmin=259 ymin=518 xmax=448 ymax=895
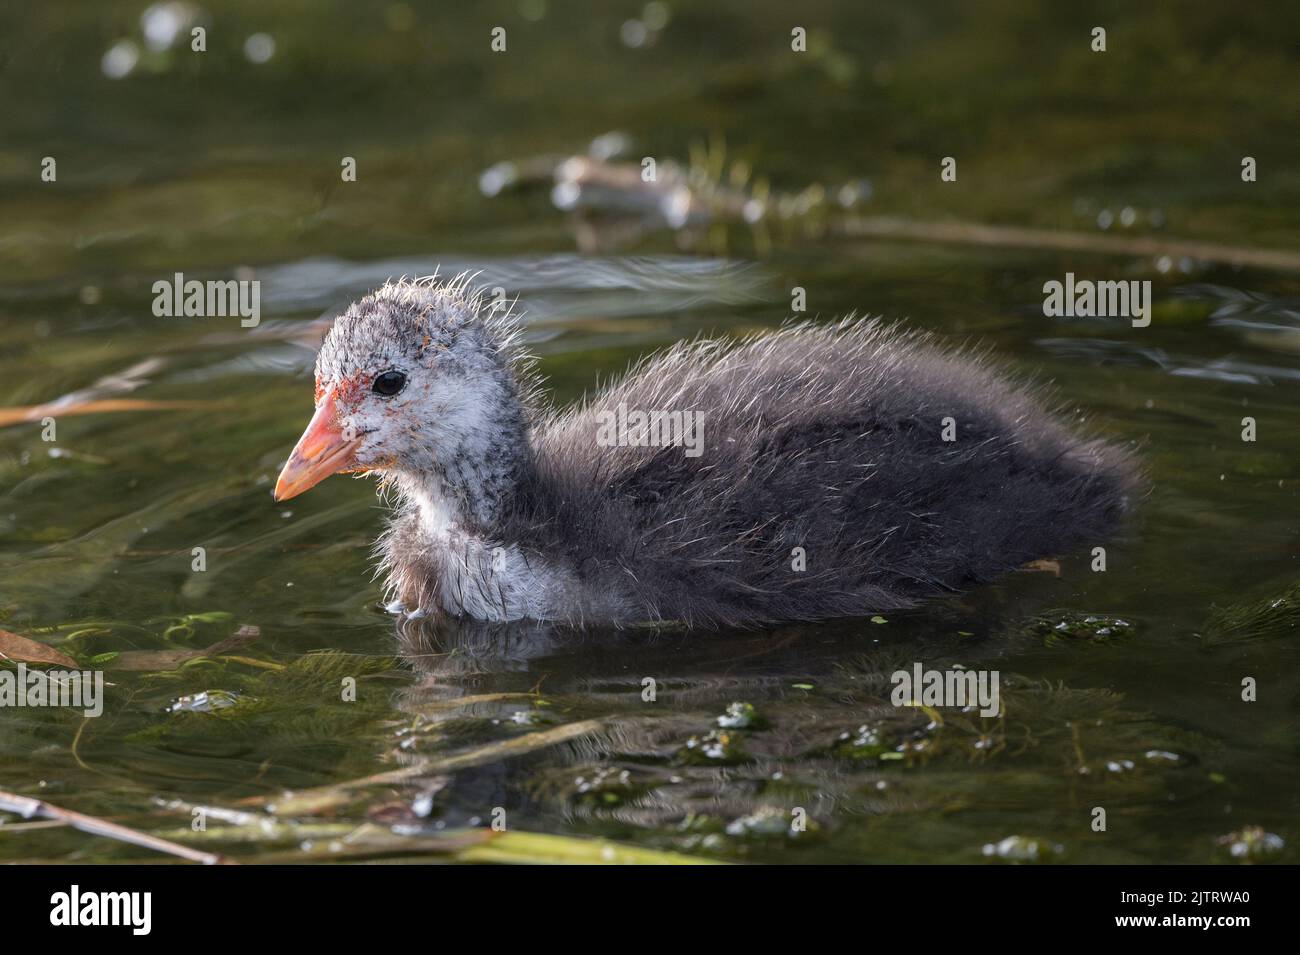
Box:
xmin=1030 ymin=612 xmax=1138 ymax=648
xmin=715 ymin=701 xmax=767 ymax=729
xmin=676 ymin=729 xmax=748 ymax=766
xmin=981 ymin=834 xmax=1065 ymax=863
xmin=1216 ymin=826 xmax=1286 ymax=862
xmin=1201 ymin=581 xmax=1300 ymax=645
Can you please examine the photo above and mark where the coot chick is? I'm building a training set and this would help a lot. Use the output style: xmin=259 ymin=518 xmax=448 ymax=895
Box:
xmin=274 ymin=276 xmax=1137 ymax=628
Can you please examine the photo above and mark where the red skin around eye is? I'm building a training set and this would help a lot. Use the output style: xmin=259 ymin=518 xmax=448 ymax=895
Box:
xmin=315 ymin=372 xmax=366 ymax=407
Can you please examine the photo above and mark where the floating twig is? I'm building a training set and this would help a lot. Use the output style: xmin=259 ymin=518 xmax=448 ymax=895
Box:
xmin=0 ymin=789 xmax=233 ymax=865
xmin=0 ymin=399 xmax=216 ymax=429
xmin=837 ymin=215 xmax=1300 ymax=273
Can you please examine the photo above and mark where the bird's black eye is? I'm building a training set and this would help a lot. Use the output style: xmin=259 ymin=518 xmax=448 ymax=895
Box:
xmin=371 ymin=370 xmax=407 ymax=397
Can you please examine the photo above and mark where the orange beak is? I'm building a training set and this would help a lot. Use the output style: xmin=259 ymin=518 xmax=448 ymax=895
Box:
xmin=273 ymin=390 xmax=362 ymax=501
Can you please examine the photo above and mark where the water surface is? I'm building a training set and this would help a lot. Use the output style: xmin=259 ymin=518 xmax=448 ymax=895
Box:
xmin=1 ymin=1 xmax=1297 ymax=864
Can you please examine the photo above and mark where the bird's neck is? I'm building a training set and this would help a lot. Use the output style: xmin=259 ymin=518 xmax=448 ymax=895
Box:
xmin=392 ymin=407 xmax=533 ymax=538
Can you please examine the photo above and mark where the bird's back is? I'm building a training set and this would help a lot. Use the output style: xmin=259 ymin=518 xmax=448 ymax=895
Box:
xmin=510 ymin=319 xmax=1137 ymax=628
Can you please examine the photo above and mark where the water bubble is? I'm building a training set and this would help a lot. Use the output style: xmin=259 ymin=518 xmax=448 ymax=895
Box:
xmin=837 ymin=178 xmax=874 ymax=208
xmin=642 ymin=2 xmax=671 ymax=30
xmin=1218 ymin=826 xmax=1284 ymax=860
xmin=1096 ymin=209 xmax=1114 ymax=230
xmin=101 ymin=40 xmax=140 ymax=80
xmin=479 ymin=161 xmax=517 ymax=197
xmin=1119 ymin=206 xmax=1137 ymax=227
xmin=556 ymin=156 xmax=585 ymax=181
xmin=716 ymin=701 xmax=762 ymax=729
xmin=141 ymin=2 xmax=198 ymax=52
xmin=725 ymin=806 xmax=803 ymax=838
xmin=981 ymin=834 xmax=1063 ymax=861
xmin=588 ymin=130 xmax=632 ymax=161
xmin=244 ymin=33 xmax=275 ymax=64
xmin=166 ymin=690 xmax=238 ymax=714
xmin=1144 ymin=749 xmax=1184 ymax=765
xmin=550 ymin=180 xmax=581 ymax=211
xmin=662 ymin=187 xmax=693 ymax=228
xmin=620 ymin=20 xmax=648 ymax=48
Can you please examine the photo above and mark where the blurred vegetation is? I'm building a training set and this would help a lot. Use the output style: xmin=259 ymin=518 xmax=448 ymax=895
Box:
xmin=2 ymin=1 xmax=1300 ymax=281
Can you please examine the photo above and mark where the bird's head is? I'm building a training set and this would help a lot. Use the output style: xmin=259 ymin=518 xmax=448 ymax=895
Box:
xmin=274 ymin=276 xmax=530 ymax=509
